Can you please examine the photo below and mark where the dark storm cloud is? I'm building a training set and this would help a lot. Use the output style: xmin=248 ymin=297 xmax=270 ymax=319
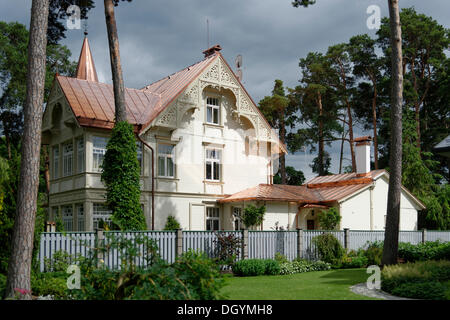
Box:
xmin=1 ymin=0 xmax=448 ymax=179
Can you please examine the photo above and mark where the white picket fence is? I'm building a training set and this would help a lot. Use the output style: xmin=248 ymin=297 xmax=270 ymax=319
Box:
xmin=38 ymin=229 xmax=450 ymax=272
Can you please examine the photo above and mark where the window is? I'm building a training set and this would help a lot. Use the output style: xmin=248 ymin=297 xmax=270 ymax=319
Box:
xmin=206 ymin=97 xmax=220 ymax=124
xmin=206 ymin=207 xmax=220 ymax=231
xmin=76 ymin=204 xmax=84 ymax=231
xmin=51 ymin=206 xmax=59 ymax=221
xmin=158 ymin=144 xmax=174 ymax=178
xmin=77 ymin=138 xmax=85 ymax=173
xmin=93 ymin=136 xmax=109 ymax=172
xmin=63 ymin=142 xmax=73 ymax=177
xmin=52 ymin=146 xmax=59 ymax=179
xmin=232 ymin=207 xmax=244 ymax=231
xmin=93 ymin=203 xmax=112 ymax=230
xmin=136 ymin=141 xmax=143 ymax=174
xmin=62 ymin=205 xmax=73 ymax=231
xmin=206 ymin=148 xmax=221 ymax=181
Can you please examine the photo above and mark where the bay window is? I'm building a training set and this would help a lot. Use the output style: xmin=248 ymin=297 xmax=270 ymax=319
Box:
xmin=93 ymin=136 xmax=108 ymax=172
xmin=63 ymin=142 xmax=73 ymax=177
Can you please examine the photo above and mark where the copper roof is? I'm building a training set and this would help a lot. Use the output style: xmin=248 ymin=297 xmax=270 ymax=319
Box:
xmin=56 ymin=53 xmax=218 ymax=130
xmin=219 ymin=170 xmax=388 ymax=204
xmin=75 ymin=37 xmax=98 ymax=82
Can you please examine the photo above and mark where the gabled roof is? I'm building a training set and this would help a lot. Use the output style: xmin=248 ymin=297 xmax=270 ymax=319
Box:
xmin=219 ymin=169 xmax=425 ymax=210
xmin=54 ymin=53 xmax=218 ymax=131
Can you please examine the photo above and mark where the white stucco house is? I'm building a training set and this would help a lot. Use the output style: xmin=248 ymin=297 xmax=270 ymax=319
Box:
xmin=42 ymin=38 xmax=425 ymax=232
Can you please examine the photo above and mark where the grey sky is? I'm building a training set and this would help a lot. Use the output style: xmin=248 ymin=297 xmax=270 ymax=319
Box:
xmin=1 ymin=0 xmax=449 ymax=180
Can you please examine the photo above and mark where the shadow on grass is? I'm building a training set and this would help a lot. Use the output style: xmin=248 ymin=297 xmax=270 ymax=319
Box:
xmin=318 ymin=268 xmax=369 ymax=286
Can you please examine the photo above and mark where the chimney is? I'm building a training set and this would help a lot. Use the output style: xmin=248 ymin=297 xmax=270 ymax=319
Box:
xmin=355 ymin=136 xmax=372 ymax=176
xmin=202 ymin=44 xmax=222 ymax=58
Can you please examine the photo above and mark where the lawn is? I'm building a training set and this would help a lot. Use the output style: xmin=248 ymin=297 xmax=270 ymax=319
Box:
xmin=221 ymin=268 xmax=379 ymax=300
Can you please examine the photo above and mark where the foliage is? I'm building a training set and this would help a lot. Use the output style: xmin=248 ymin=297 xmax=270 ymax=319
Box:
xmin=339 ymin=255 xmax=369 ymax=269
xmin=163 ymin=215 xmax=181 ymax=230
xmin=312 ymin=233 xmax=345 ymax=265
xmin=101 ymin=121 xmax=146 ymax=231
xmin=273 ymin=166 xmax=305 ymax=186
xmin=0 ymin=273 xmax=5 ymax=298
xmin=317 ymin=207 xmax=341 ymax=230
xmin=213 ymin=232 xmax=242 ymax=269
xmin=279 ymin=259 xmax=331 ymax=275
xmin=363 ymin=243 xmax=383 ymax=266
xmin=31 ymin=272 xmax=68 ymax=299
xmin=241 ymin=205 xmax=266 ymax=229
xmin=274 ymin=252 xmax=289 ymax=264
xmin=71 ymin=234 xmax=224 ymax=300
xmin=381 ymin=260 xmax=450 ymax=300
xmin=232 ymin=259 xmax=280 ymax=277
xmin=43 ymin=250 xmax=77 ymax=273
xmin=398 ymin=241 xmax=450 ymax=262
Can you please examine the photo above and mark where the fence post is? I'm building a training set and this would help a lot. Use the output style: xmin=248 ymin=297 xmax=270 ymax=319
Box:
xmin=297 ymin=228 xmax=303 ymax=259
xmin=96 ymin=228 xmax=104 ymax=268
xmin=242 ymin=229 xmax=249 ymax=260
xmin=344 ymin=228 xmax=350 ymax=250
xmin=176 ymin=229 xmax=183 ymax=257
xmin=422 ymin=228 xmax=427 ymax=244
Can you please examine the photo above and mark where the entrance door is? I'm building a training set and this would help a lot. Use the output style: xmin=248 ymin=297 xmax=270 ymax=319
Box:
xmin=307 ymin=219 xmax=315 ymax=230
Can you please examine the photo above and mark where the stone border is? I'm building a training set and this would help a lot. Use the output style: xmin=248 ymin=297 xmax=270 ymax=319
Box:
xmin=350 ymin=283 xmax=414 ymax=300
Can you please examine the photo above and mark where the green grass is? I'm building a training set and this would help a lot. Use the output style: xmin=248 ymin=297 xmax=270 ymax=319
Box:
xmin=221 ymin=268 xmax=379 ymax=300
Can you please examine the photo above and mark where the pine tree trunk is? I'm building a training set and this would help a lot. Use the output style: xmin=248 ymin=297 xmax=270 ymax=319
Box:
xmin=382 ymin=0 xmax=403 ymax=267
xmin=5 ymin=0 xmax=49 ymax=299
xmin=104 ymin=0 xmax=127 ymax=123
xmin=317 ymin=91 xmax=324 ymax=176
xmin=372 ymin=80 xmax=379 ymax=169
xmin=279 ymin=114 xmax=287 ymax=184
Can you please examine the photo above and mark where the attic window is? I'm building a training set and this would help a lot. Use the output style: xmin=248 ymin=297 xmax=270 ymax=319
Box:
xmin=206 ymin=97 xmax=220 ymax=125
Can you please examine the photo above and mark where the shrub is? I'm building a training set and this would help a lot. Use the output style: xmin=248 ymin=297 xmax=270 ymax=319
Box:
xmin=274 ymin=252 xmax=288 ymax=264
xmin=43 ymin=250 xmax=77 ymax=273
xmin=232 ymin=259 xmax=267 ymax=276
xmin=340 ymin=255 xmax=369 ymax=268
xmin=232 ymin=259 xmax=280 ymax=276
xmin=398 ymin=241 xmax=450 ymax=262
xmin=0 ymin=273 xmax=6 ymax=298
xmin=263 ymin=259 xmax=281 ymax=275
xmin=382 ymin=260 xmax=450 ymax=300
xmin=101 ymin=121 xmax=146 ymax=231
xmin=390 ymin=281 xmax=447 ymax=300
xmin=364 ymin=244 xmax=383 ymax=266
xmin=317 ymin=207 xmax=341 ymax=230
xmin=173 ymin=250 xmax=224 ymax=300
xmin=312 ymin=233 xmax=345 ymax=265
xmin=213 ymin=232 xmax=242 ymax=269
xmin=279 ymin=259 xmax=331 ymax=275
xmin=72 ymin=234 xmax=224 ymax=300
xmin=31 ymin=272 xmax=68 ymax=299
xmin=241 ymin=205 xmax=266 ymax=229
xmin=163 ymin=215 xmax=181 ymax=230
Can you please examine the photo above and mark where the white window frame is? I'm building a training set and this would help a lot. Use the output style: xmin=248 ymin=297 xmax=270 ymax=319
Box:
xmin=157 ymin=143 xmax=175 ymax=178
xmin=205 ymin=148 xmax=221 ymax=181
xmin=52 ymin=146 xmax=59 ymax=179
xmin=63 ymin=142 xmax=73 ymax=177
xmin=76 ymin=203 xmax=84 ymax=231
xmin=62 ymin=205 xmax=73 ymax=231
xmin=206 ymin=207 xmax=220 ymax=231
xmin=93 ymin=203 xmax=112 ymax=230
xmin=92 ymin=136 xmax=109 ymax=172
xmin=206 ymin=97 xmax=220 ymax=125
xmin=77 ymin=137 xmax=85 ymax=173
xmin=232 ymin=207 xmax=244 ymax=231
